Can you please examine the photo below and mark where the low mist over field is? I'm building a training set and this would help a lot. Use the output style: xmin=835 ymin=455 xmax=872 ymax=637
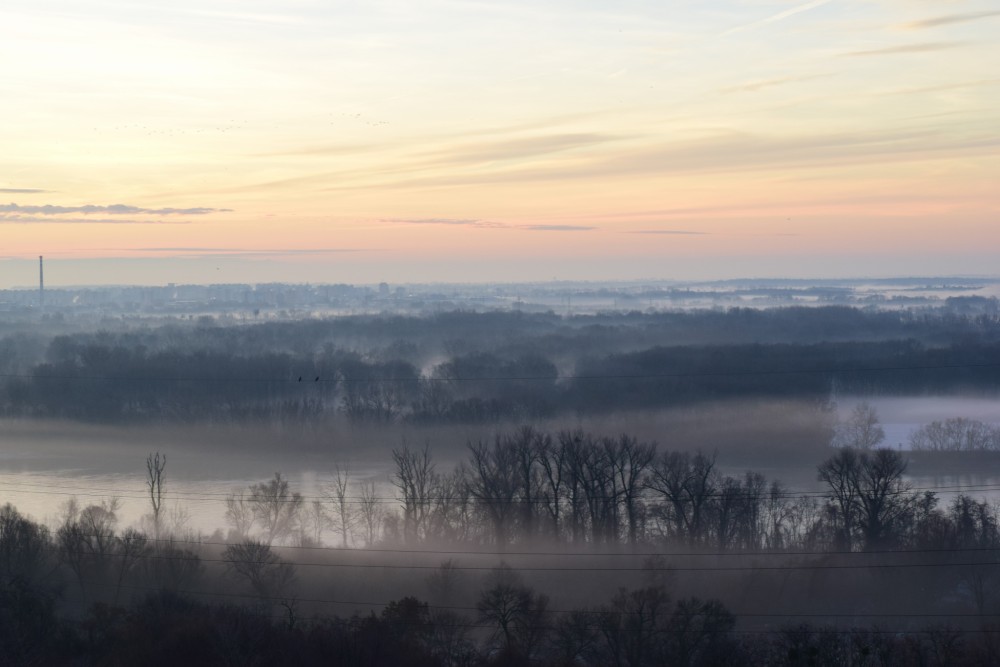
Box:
xmin=2 ymin=287 xmax=1000 ymax=665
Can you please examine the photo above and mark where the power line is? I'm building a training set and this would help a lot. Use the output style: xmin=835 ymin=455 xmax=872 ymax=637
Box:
xmin=44 ymin=531 xmax=1000 ymax=560
xmin=5 ymin=360 xmax=1000 ymax=385
xmin=6 ymin=476 xmax=1000 ymax=505
xmin=47 ymin=547 xmax=1000 ymax=572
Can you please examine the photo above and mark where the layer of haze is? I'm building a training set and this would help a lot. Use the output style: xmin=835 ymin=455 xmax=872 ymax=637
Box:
xmin=2 ymin=0 xmax=998 ymax=286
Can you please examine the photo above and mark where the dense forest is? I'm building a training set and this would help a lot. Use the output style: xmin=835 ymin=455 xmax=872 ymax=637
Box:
xmin=1 ymin=306 xmax=999 ymax=423
xmin=4 ymin=426 xmax=1000 ymax=665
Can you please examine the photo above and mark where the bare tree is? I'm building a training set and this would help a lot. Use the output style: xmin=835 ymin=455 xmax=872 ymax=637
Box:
xmin=646 ymin=451 xmax=717 ymax=546
xmin=427 ymin=465 xmax=475 ymax=544
xmin=326 ymin=465 xmax=353 ymax=547
xmin=711 ymin=476 xmax=745 ymax=552
xmin=114 ymin=528 xmax=148 ymax=604
xmin=552 ymin=610 xmax=601 ymax=667
xmin=222 ymin=539 xmax=295 ymax=599
xmin=392 ymin=442 xmax=436 ymax=543
xmin=817 ymin=447 xmax=861 ymax=551
xmin=57 ymin=521 xmax=91 ymax=595
xmin=597 ymin=585 xmax=670 ymax=667
xmin=818 ymin=447 xmax=916 ymax=551
xmin=248 ymin=473 xmax=303 ymax=545
xmin=145 ymin=451 xmax=166 ymax=538
xmin=538 ymin=432 xmax=570 ymax=541
xmin=467 ymin=437 xmax=521 ymax=548
xmin=511 ymin=426 xmax=544 ymax=542
xmin=342 ymin=378 xmax=405 ymax=423
xmin=736 ymin=471 xmax=767 ymax=551
xmin=581 ymin=441 xmax=619 ymax=545
xmin=477 ymin=565 xmax=549 ymax=661
xmin=911 ymin=418 xmax=1000 ymax=452
xmin=426 ymin=610 xmax=477 ymax=667
xmin=707 ymin=472 xmax=768 ymax=552
xmin=425 ymin=558 xmax=465 ymax=607
xmin=834 ymin=402 xmax=885 ymax=449
xmin=855 ymin=448 xmax=915 ymax=550
xmin=610 ymin=435 xmax=656 ymax=546
xmin=58 ymin=497 xmax=80 ymax=528
xmin=356 ymin=479 xmax=386 ymax=546
xmin=168 ymin=504 xmax=192 ymax=536
xmin=56 ymin=497 xmax=121 ymax=596
xmin=141 ymin=542 xmax=203 ymax=592
xmin=225 ymin=490 xmax=255 ymax=540
xmin=666 ymin=597 xmax=736 ymax=667
xmin=77 ymin=497 xmax=121 ymax=560
xmin=302 ymin=500 xmax=330 ymax=546
xmin=560 ymin=431 xmax=590 ymax=544
xmin=0 ymin=503 xmax=52 ymax=587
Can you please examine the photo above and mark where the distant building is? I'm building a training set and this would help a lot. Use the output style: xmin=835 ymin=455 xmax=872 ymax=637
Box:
xmin=378 ymin=282 xmax=390 ymax=297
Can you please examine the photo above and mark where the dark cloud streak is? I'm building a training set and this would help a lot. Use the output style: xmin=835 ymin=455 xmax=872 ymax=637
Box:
xmin=899 ymin=11 xmax=1000 ymax=30
xmin=0 ymin=203 xmax=230 ymax=215
xmin=719 ymin=74 xmax=829 ymax=94
xmin=346 ymin=125 xmax=999 ymax=190
xmin=518 ymin=225 xmax=594 ymax=232
xmin=252 ymin=143 xmax=378 ymax=158
xmin=419 ymin=133 xmax=629 ymax=166
xmin=842 ymin=41 xmax=966 ymax=57
xmin=132 ymin=247 xmax=373 ymax=254
xmin=383 ymin=218 xmax=595 ymax=232
xmin=627 ymin=230 xmax=709 ymax=235
xmin=0 ymin=215 xmax=190 ymax=225
xmin=383 ymin=218 xmax=506 ymax=228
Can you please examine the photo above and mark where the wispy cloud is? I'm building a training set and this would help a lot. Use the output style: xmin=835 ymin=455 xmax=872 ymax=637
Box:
xmin=464 ymin=112 xmax=611 ymax=139
xmin=897 ymin=11 xmax=1000 ymax=30
xmin=719 ymin=74 xmax=829 ymax=94
xmin=0 ymin=203 xmax=230 ymax=215
xmin=613 ymin=192 xmax=985 ymax=221
xmin=383 ymin=218 xmax=594 ymax=232
xmin=0 ymin=188 xmax=49 ymax=194
xmin=627 ymin=230 xmax=709 ymax=235
xmin=185 ymin=8 xmax=307 ymax=26
xmin=384 ymin=218 xmax=506 ymax=228
xmin=386 ymin=218 xmax=478 ymax=225
xmin=419 ymin=133 xmax=628 ymax=166
xmin=720 ymin=0 xmax=833 ymax=38
xmin=872 ymin=78 xmax=1000 ymax=97
xmin=336 ymin=125 xmax=1000 ymax=190
xmin=131 ymin=247 xmax=373 ymax=256
xmin=842 ymin=42 xmax=966 ymax=57
xmin=0 ymin=214 xmax=190 ymax=225
xmin=518 ymin=225 xmax=594 ymax=232
xmin=252 ymin=142 xmax=378 ymax=158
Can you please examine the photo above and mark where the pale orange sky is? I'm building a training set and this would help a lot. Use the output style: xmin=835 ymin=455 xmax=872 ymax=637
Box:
xmin=1 ymin=0 xmax=998 ymax=286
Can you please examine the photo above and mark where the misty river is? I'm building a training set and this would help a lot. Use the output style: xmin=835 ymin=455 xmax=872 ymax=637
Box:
xmin=1 ymin=395 xmax=998 ymax=537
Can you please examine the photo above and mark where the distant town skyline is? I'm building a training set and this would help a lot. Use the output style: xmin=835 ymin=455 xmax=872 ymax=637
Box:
xmin=2 ymin=0 xmax=998 ymax=287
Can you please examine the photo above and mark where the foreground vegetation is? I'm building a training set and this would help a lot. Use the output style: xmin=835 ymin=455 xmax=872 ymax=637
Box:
xmin=4 ymin=425 xmax=1000 ymax=665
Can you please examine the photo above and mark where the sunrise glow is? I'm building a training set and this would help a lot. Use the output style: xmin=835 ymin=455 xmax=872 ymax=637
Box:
xmin=2 ymin=0 xmax=998 ymax=285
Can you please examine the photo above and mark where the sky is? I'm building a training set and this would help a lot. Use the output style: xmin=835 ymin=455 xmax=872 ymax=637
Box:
xmin=1 ymin=0 xmax=998 ymax=286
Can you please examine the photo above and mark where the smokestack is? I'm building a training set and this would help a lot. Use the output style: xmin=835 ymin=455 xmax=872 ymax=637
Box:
xmin=39 ymin=255 xmax=44 ymax=308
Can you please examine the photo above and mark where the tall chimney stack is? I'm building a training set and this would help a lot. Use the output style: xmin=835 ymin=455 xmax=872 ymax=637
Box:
xmin=39 ymin=255 xmax=44 ymax=308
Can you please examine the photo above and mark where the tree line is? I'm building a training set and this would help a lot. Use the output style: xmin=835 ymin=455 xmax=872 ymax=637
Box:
xmin=6 ymin=423 xmax=1000 ymax=664
xmin=2 ymin=334 xmax=999 ymax=423
xmin=212 ymin=426 xmax=990 ymax=556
